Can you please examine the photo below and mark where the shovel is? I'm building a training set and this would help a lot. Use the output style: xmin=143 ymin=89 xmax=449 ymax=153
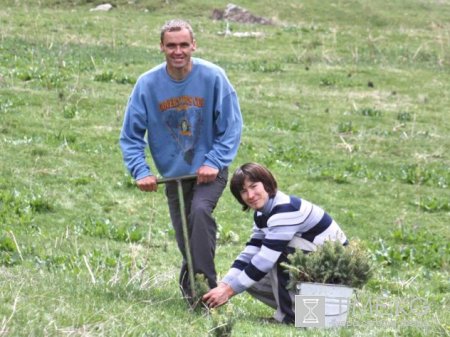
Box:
xmin=157 ymin=174 xmax=197 ymax=299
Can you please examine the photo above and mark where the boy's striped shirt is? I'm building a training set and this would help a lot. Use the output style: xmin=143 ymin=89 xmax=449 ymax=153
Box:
xmin=222 ymin=191 xmax=347 ymax=294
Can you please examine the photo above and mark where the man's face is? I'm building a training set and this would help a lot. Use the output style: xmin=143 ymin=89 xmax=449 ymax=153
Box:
xmin=160 ymin=28 xmax=196 ymax=73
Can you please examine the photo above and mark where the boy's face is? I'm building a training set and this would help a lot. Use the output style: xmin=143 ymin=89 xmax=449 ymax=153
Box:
xmin=160 ymin=28 xmax=196 ymax=74
xmin=240 ymin=178 xmax=269 ymax=210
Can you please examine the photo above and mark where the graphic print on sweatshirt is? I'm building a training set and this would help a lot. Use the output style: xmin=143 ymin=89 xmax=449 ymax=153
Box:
xmin=160 ymin=96 xmax=204 ymax=165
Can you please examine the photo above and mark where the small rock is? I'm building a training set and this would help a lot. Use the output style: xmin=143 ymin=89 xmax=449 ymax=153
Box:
xmin=90 ymin=3 xmax=113 ymax=12
xmin=231 ymin=31 xmax=264 ymax=38
xmin=212 ymin=8 xmax=224 ymax=20
xmin=212 ymin=3 xmax=272 ymax=25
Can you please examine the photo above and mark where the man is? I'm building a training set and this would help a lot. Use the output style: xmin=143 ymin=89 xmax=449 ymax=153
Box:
xmin=119 ymin=19 xmax=243 ymax=302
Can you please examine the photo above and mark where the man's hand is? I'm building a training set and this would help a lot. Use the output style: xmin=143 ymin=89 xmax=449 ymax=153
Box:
xmin=196 ymin=165 xmax=219 ymax=184
xmin=136 ymin=176 xmax=158 ymax=192
xmin=202 ymin=282 xmax=235 ymax=308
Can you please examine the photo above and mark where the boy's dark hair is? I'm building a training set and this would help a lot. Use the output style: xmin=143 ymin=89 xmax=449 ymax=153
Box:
xmin=230 ymin=162 xmax=278 ymax=211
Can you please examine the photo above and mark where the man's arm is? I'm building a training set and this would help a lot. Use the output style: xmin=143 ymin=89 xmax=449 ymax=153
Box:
xmin=196 ymin=165 xmax=219 ymax=184
xmin=119 ymin=104 xmax=152 ymax=181
xmin=203 ymin=91 xmax=243 ymax=170
xmin=136 ymin=175 xmax=158 ymax=192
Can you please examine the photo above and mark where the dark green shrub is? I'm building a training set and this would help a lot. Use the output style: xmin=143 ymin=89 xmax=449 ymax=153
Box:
xmin=282 ymin=240 xmax=373 ymax=289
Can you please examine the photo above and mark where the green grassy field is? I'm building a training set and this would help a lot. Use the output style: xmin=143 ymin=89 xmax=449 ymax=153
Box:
xmin=1 ymin=1 xmax=449 ymax=336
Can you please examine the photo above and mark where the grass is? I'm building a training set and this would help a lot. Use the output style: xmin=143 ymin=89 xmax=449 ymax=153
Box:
xmin=1 ymin=0 xmax=449 ymax=336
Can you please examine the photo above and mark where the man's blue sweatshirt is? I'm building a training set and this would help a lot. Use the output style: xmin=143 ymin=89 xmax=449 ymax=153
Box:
xmin=120 ymin=58 xmax=243 ymax=179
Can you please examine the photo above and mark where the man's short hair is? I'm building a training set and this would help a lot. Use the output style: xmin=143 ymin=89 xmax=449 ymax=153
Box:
xmin=160 ymin=19 xmax=194 ymax=43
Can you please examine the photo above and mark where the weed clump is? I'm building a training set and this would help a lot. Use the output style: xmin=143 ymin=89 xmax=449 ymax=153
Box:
xmin=208 ymin=304 xmax=236 ymax=337
xmin=372 ymin=225 xmax=449 ymax=270
xmin=0 ymin=234 xmax=21 ymax=266
xmin=190 ymin=273 xmax=210 ymax=311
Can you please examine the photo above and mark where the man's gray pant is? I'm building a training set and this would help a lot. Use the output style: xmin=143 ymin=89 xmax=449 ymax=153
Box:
xmin=165 ymin=168 xmax=228 ymax=296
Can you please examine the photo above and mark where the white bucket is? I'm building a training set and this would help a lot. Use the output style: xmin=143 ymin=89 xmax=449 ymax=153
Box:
xmin=296 ymin=282 xmax=353 ymax=328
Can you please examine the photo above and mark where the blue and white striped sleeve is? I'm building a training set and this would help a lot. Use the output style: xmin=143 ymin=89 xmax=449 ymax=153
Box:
xmin=221 ymin=226 xmax=264 ymax=285
xmin=226 ymin=215 xmax=300 ymax=294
